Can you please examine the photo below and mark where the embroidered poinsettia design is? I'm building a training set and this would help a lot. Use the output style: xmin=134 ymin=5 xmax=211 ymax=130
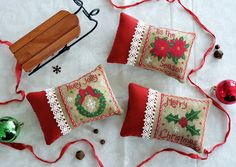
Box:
xmin=170 ymin=38 xmax=187 ymax=59
xmin=165 ymin=109 xmax=201 ymax=136
xmin=150 ymin=37 xmax=169 ymax=60
xmin=149 ymin=36 xmax=190 ymax=64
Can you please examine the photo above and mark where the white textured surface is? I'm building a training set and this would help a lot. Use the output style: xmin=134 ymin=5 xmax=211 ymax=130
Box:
xmin=0 ymin=0 xmax=236 ymax=167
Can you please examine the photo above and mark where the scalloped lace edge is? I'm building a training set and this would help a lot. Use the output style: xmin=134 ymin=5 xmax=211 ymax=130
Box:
xmin=127 ymin=21 xmax=147 ymax=66
xmin=45 ymin=88 xmax=71 ymax=135
xmin=141 ymin=88 xmax=159 ymax=139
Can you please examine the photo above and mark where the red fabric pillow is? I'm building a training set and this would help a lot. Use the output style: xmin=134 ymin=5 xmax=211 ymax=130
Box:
xmin=107 ymin=13 xmax=196 ymax=83
xmin=27 ymin=91 xmax=62 ymax=145
xmin=120 ymin=83 xmax=148 ymax=137
xmin=108 ymin=13 xmax=138 ymax=64
xmin=121 ymin=83 xmax=211 ymax=152
xmin=27 ymin=65 xmax=122 ymax=145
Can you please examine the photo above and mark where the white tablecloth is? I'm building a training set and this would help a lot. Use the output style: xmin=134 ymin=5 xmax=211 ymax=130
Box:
xmin=0 ymin=0 xmax=235 ymax=166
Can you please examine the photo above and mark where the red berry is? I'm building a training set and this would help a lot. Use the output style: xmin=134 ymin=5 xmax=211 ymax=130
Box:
xmin=178 ymin=117 xmax=188 ymax=128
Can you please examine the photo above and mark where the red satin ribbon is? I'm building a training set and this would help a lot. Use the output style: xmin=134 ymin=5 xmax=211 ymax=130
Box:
xmin=137 ymin=148 xmax=208 ymax=167
xmin=108 ymin=0 xmax=152 ymax=9
xmin=2 ymin=139 xmax=104 ymax=166
xmin=0 ymin=40 xmax=104 ymax=166
xmin=108 ymin=0 xmax=175 ymax=9
xmin=1 ymin=139 xmax=104 ymax=167
xmin=79 ymin=86 xmax=101 ymax=104
xmin=109 ymin=0 xmax=231 ymax=166
xmin=0 ymin=40 xmax=25 ymax=104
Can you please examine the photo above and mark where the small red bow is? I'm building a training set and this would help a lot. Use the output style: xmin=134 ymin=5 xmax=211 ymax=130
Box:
xmin=78 ymin=86 xmax=101 ymax=104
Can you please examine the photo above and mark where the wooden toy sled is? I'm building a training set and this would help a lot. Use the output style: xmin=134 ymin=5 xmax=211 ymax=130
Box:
xmin=9 ymin=0 xmax=99 ymax=75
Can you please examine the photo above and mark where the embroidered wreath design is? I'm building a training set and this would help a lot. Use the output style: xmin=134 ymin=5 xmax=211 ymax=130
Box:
xmin=75 ymin=86 xmax=106 ymax=118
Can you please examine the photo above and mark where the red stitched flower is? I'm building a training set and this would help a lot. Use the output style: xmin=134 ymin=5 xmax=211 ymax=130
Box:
xmin=170 ymin=38 xmax=187 ymax=58
xmin=150 ymin=38 xmax=169 ymax=59
xmin=178 ymin=117 xmax=188 ymax=128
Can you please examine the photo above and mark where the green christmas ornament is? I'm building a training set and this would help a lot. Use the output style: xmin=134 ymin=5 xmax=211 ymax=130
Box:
xmin=0 ymin=116 xmax=23 ymax=142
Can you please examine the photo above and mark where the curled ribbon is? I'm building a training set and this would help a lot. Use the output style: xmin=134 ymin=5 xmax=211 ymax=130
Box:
xmin=79 ymin=86 xmax=101 ymax=104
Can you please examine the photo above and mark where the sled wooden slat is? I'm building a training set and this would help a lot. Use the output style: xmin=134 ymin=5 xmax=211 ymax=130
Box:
xmin=22 ymin=26 xmax=80 ymax=71
xmin=9 ymin=10 xmax=81 ymax=72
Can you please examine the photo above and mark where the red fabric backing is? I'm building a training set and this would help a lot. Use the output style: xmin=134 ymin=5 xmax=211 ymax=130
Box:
xmin=27 ymin=91 xmax=62 ymax=145
xmin=107 ymin=13 xmax=138 ymax=64
xmin=120 ymin=83 xmax=148 ymax=137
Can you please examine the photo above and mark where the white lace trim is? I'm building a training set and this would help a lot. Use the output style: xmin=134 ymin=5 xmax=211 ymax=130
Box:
xmin=127 ymin=21 xmax=147 ymax=66
xmin=45 ymin=88 xmax=71 ymax=135
xmin=141 ymin=89 xmax=159 ymax=139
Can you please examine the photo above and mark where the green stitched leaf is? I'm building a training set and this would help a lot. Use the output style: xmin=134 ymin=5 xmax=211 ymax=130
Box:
xmin=165 ymin=113 xmax=180 ymax=124
xmin=182 ymin=54 xmax=186 ymax=60
xmin=158 ymin=56 xmax=162 ymax=61
xmin=151 ymin=43 xmax=155 ymax=48
xmin=167 ymin=53 xmax=172 ymax=59
xmin=185 ymin=109 xmax=201 ymax=122
xmin=185 ymin=44 xmax=190 ymax=48
xmin=163 ymin=37 xmax=168 ymax=40
xmin=180 ymin=37 xmax=184 ymax=41
xmin=172 ymin=56 xmax=178 ymax=64
xmin=169 ymin=42 xmax=174 ymax=47
xmin=186 ymin=125 xmax=200 ymax=136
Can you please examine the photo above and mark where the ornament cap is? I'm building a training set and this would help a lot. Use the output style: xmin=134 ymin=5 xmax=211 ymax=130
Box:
xmin=18 ymin=122 xmax=24 ymax=127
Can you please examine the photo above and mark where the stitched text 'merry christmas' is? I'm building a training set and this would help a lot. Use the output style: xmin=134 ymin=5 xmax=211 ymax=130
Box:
xmin=158 ymin=129 xmax=198 ymax=150
xmin=163 ymin=97 xmax=188 ymax=110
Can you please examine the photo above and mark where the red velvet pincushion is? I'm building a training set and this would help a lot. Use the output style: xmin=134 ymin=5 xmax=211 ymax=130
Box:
xmin=27 ymin=91 xmax=62 ymax=145
xmin=120 ymin=83 xmax=148 ymax=137
xmin=108 ymin=13 xmax=196 ymax=82
xmin=107 ymin=13 xmax=138 ymax=64
xmin=121 ymin=83 xmax=211 ymax=152
xmin=27 ymin=65 xmax=122 ymax=145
